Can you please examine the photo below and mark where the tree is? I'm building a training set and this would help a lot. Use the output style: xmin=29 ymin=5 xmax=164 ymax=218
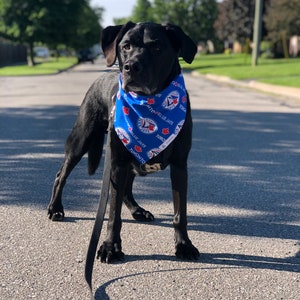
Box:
xmin=152 ymin=0 xmax=218 ymax=43
xmin=214 ymin=0 xmax=255 ymax=44
xmin=112 ymin=1 xmax=153 ymax=25
xmin=0 ymin=0 xmax=45 ymax=65
xmin=131 ymin=0 xmax=153 ymax=23
xmin=114 ymin=0 xmax=153 ymax=25
xmin=37 ymin=0 xmax=81 ymax=53
xmin=0 ymin=0 xmax=102 ymax=65
xmin=69 ymin=3 xmax=102 ymax=50
xmin=112 ymin=0 xmax=218 ymax=45
xmin=264 ymin=0 xmax=300 ymax=57
xmin=113 ymin=17 xmax=132 ymax=25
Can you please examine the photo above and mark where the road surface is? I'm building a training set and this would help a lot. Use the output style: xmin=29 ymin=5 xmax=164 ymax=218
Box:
xmin=0 ymin=59 xmax=299 ymax=299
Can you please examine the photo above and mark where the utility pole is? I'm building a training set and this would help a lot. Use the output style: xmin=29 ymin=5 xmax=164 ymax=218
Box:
xmin=252 ymin=0 xmax=263 ymax=66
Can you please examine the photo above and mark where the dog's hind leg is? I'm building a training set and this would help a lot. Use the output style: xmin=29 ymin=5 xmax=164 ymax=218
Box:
xmin=48 ymin=126 xmax=89 ymax=221
xmin=47 ymin=155 xmax=80 ymax=221
xmin=48 ymin=123 xmax=106 ymax=221
xmin=123 ymin=172 xmax=155 ymax=222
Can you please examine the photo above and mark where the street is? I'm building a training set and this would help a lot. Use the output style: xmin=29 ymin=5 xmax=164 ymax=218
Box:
xmin=0 ymin=58 xmax=299 ymax=299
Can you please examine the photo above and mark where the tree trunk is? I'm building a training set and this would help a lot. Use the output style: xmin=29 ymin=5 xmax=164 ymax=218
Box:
xmin=27 ymin=42 xmax=36 ymax=66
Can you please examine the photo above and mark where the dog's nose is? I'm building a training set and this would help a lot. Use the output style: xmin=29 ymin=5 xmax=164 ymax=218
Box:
xmin=123 ymin=61 xmax=141 ymax=74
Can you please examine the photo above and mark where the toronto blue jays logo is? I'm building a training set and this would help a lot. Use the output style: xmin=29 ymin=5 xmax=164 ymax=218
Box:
xmin=137 ymin=117 xmax=157 ymax=134
xmin=115 ymin=127 xmax=131 ymax=145
xmin=175 ymin=120 xmax=185 ymax=134
xmin=115 ymin=72 xmax=187 ymax=164
xmin=162 ymin=91 xmax=180 ymax=110
xmin=147 ymin=148 xmax=161 ymax=159
xmin=129 ymin=91 xmax=138 ymax=98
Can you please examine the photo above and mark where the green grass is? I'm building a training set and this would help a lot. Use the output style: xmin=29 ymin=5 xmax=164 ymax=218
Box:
xmin=2 ymin=54 xmax=299 ymax=89
xmin=181 ymin=54 xmax=300 ymax=88
xmin=0 ymin=57 xmax=77 ymax=76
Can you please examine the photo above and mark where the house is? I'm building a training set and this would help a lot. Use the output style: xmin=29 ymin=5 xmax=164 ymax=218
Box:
xmin=289 ymin=35 xmax=300 ymax=57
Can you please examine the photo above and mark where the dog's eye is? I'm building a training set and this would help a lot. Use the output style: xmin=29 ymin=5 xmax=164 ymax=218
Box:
xmin=123 ymin=44 xmax=131 ymax=51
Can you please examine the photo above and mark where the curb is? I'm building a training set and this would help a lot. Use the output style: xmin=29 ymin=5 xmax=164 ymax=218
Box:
xmin=191 ymin=71 xmax=300 ymax=104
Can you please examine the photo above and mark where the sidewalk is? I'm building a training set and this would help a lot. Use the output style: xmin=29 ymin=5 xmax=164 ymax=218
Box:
xmin=192 ymin=71 xmax=300 ymax=105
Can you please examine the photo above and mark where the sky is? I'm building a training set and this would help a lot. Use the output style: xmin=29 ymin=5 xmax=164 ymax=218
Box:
xmin=91 ymin=0 xmax=223 ymax=28
xmin=91 ymin=0 xmax=136 ymax=27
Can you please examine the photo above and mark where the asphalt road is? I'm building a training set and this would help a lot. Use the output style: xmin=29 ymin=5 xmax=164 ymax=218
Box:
xmin=0 ymin=59 xmax=299 ymax=300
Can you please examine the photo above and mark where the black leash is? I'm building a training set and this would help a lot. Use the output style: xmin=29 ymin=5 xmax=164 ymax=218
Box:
xmin=85 ymin=106 xmax=114 ymax=300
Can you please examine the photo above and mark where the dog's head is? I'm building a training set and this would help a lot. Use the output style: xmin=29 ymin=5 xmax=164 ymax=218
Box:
xmin=101 ymin=22 xmax=197 ymax=95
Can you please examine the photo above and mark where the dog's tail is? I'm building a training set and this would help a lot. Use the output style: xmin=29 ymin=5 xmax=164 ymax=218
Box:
xmin=88 ymin=129 xmax=106 ymax=175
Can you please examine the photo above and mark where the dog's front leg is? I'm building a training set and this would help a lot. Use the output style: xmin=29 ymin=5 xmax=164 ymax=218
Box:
xmin=171 ymin=164 xmax=200 ymax=260
xmin=97 ymin=162 xmax=129 ymax=263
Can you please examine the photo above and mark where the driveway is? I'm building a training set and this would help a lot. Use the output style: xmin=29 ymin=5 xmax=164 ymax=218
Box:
xmin=0 ymin=59 xmax=299 ymax=299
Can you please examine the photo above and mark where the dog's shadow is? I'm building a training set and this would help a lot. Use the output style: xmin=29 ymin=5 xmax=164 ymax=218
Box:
xmin=91 ymin=215 xmax=300 ymax=299
xmin=94 ymin=251 xmax=300 ymax=299
xmin=63 ymin=216 xmax=96 ymax=222
xmin=62 ymin=215 xmax=171 ymax=224
xmin=1 ymin=105 xmax=300 ymax=292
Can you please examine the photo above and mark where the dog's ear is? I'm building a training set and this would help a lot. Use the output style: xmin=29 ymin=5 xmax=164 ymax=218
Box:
xmin=163 ymin=23 xmax=197 ymax=64
xmin=101 ymin=21 xmax=136 ymax=67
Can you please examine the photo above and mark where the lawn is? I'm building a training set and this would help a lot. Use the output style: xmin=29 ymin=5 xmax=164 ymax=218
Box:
xmin=2 ymin=54 xmax=299 ymax=89
xmin=181 ymin=54 xmax=300 ymax=88
xmin=0 ymin=57 xmax=77 ymax=76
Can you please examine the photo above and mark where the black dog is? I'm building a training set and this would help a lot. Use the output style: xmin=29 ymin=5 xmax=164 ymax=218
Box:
xmin=48 ymin=21 xmax=200 ymax=262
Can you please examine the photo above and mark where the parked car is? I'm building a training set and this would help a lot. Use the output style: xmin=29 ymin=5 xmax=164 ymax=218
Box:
xmin=77 ymin=48 xmax=95 ymax=63
xmin=34 ymin=46 xmax=50 ymax=58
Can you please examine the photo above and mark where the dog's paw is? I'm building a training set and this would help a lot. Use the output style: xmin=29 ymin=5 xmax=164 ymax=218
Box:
xmin=97 ymin=241 xmax=125 ymax=263
xmin=131 ymin=207 xmax=154 ymax=222
xmin=48 ymin=209 xmax=65 ymax=222
xmin=175 ymin=240 xmax=200 ymax=260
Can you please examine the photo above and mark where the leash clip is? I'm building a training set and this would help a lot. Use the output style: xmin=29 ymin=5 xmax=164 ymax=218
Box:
xmin=139 ymin=163 xmax=162 ymax=174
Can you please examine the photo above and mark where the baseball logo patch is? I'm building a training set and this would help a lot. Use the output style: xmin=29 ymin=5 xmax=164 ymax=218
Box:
xmin=115 ymin=127 xmax=131 ymax=145
xmin=137 ymin=118 xmax=157 ymax=134
xmin=129 ymin=91 xmax=138 ymax=98
xmin=147 ymin=148 xmax=161 ymax=159
xmin=175 ymin=120 xmax=185 ymax=134
xmin=115 ymin=72 xmax=187 ymax=164
xmin=162 ymin=91 xmax=180 ymax=110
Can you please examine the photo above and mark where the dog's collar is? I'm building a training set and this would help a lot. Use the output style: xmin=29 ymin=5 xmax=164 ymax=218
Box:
xmin=114 ymin=72 xmax=187 ymax=164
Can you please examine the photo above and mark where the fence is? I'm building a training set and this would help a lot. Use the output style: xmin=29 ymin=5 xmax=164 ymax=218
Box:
xmin=0 ymin=41 xmax=27 ymax=66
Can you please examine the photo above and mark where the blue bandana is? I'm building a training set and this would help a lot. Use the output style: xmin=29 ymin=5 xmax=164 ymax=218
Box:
xmin=114 ymin=73 xmax=187 ymax=164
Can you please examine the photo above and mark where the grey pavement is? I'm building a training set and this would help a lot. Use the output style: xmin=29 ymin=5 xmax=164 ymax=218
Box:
xmin=0 ymin=58 xmax=299 ymax=299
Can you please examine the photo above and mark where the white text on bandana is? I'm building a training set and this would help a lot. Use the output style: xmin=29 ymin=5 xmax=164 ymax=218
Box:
xmin=114 ymin=73 xmax=187 ymax=164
